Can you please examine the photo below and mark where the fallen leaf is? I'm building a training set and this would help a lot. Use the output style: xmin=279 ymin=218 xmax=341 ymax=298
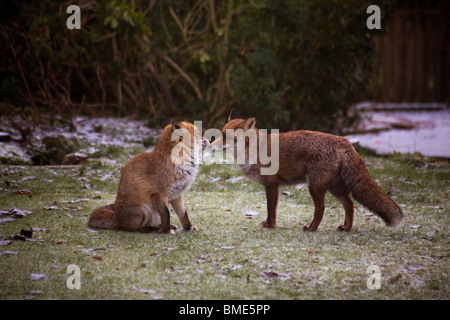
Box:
xmin=20 ymin=176 xmax=37 ymax=183
xmin=62 ymin=198 xmax=90 ymax=204
xmin=19 ymin=228 xmax=33 ymax=238
xmin=139 ymin=288 xmax=156 ymax=294
xmin=0 ymin=239 xmax=11 ymax=246
xmin=0 ymin=217 xmax=15 ymax=224
xmin=149 ymin=252 xmax=161 ymax=257
xmin=2 ymin=207 xmax=33 ymax=218
xmin=258 ymin=270 xmax=290 ymax=279
xmin=0 ymin=250 xmax=18 ymax=256
xmin=242 ymin=210 xmax=260 ymax=216
xmin=92 ymin=256 xmax=103 ymax=261
xmin=63 ymin=206 xmax=83 ymax=211
xmin=86 ymin=247 xmax=106 ymax=253
xmin=30 ymin=273 xmax=47 ymax=281
xmin=174 ymin=280 xmax=186 ymax=285
xmin=44 ymin=206 xmax=59 ymax=210
xmin=33 ymin=227 xmax=50 ymax=232
xmin=407 ymin=265 xmax=423 ymax=271
xmin=13 ymin=189 xmax=34 ymax=195
xmin=10 ymin=227 xmax=33 ymax=241
xmin=389 ymin=274 xmax=402 ymax=283
xmin=4 ymin=180 xmax=20 ymax=187
xmin=25 ymin=290 xmax=43 ymax=296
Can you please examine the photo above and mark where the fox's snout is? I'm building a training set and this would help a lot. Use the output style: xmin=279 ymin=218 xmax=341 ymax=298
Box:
xmin=209 ymin=136 xmax=224 ymax=151
xmin=202 ymin=137 xmax=210 ymax=150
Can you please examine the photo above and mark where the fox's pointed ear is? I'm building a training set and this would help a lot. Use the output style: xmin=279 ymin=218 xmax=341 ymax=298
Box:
xmin=241 ymin=117 xmax=256 ymax=131
xmin=228 ymin=108 xmax=241 ymax=121
xmin=172 ymin=120 xmax=182 ymax=130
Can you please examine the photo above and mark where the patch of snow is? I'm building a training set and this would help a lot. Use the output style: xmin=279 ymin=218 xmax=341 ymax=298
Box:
xmin=348 ymin=108 xmax=450 ymax=158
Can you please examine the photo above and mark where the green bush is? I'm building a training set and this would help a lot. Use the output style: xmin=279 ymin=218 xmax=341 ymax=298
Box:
xmin=0 ymin=0 xmax=393 ymax=133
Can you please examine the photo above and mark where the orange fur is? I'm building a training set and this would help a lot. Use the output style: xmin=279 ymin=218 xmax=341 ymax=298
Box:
xmin=211 ymin=109 xmax=403 ymax=231
xmin=88 ymin=120 xmax=209 ymax=233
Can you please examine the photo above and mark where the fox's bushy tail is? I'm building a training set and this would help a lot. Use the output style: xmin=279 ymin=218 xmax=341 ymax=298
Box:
xmin=88 ymin=204 xmax=120 ymax=229
xmin=340 ymin=149 xmax=403 ymax=228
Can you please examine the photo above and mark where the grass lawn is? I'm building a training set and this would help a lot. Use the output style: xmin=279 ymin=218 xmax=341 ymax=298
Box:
xmin=0 ymin=151 xmax=448 ymax=300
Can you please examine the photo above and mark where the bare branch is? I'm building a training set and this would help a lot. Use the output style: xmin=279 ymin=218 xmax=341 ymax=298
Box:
xmin=162 ymin=55 xmax=204 ymax=101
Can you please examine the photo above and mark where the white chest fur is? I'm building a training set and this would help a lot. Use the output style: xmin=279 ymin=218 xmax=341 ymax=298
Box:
xmin=168 ymin=164 xmax=199 ymax=201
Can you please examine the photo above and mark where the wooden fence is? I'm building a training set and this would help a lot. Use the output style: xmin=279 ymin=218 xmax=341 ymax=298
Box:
xmin=374 ymin=1 xmax=449 ymax=102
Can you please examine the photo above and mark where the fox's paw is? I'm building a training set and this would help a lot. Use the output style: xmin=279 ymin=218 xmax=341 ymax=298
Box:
xmin=170 ymin=224 xmax=179 ymax=230
xmin=184 ymin=225 xmax=198 ymax=232
xmin=262 ymin=221 xmax=275 ymax=228
xmin=302 ymin=224 xmax=317 ymax=232
xmin=337 ymin=225 xmax=352 ymax=232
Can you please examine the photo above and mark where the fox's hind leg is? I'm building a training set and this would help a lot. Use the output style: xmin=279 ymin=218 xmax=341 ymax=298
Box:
xmin=329 ymin=178 xmax=354 ymax=231
xmin=303 ymin=181 xmax=328 ymax=231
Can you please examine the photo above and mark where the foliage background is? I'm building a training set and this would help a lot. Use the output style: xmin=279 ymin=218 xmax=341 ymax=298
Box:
xmin=0 ymin=0 xmax=393 ymax=132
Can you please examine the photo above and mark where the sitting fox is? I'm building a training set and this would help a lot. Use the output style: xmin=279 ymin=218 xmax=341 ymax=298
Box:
xmin=88 ymin=120 xmax=209 ymax=233
xmin=210 ymin=108 xmax=403 ymax=231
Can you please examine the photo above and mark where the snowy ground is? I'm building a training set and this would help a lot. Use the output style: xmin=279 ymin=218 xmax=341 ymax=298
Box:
xmin=347 ymin=104 xmax=450 ymax=158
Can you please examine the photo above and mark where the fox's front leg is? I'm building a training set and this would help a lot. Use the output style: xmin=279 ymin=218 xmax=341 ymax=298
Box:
xmin=263 ymin=184 xmax=279 ymax=228
xmin=170 ymin=196 xmax=197 ymax=231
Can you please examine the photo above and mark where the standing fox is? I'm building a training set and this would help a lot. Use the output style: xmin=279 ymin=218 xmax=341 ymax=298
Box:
xmin=88 ymin=120 xmax=209 ymax=233
xmin=210 ymin=108 xmax=403 ymax=231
